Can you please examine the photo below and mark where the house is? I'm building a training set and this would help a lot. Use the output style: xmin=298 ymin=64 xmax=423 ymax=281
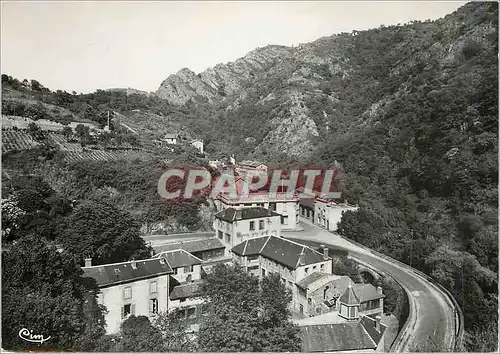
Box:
xmin=153 ymin=238 xmax=231 ymax=273
xmin=162 ymin=133 xmax=180 ymax=145
xmin=213 ymin=207 xmax=282 ymax=250
xmin=296 ymin=284 xmax=392 ymax=352
xmin=213 ymin=176 xmax=300 ymax=230
xmin=234 ymin=160 xmax=268 ymax=179
xmin=296 ymin=273 xmax=385 ymax=318
xmin=314 ymin=196 xmax=359 ymax=232
xmin=152 ymin=249 xmax=203 ymax=284
xmin=190 ymin=139 xmax=204 ymax=154
xmin=231 ymin=236 xmax=333 ymax=315
xmin=82 ymin=256 xmax=172 ymax=334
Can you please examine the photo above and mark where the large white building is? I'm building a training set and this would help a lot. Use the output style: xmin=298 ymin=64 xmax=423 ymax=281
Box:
xmin=231 ymin=235 xmax=333 ymax=314
xmin=213 ymin=207 xmax=282 ymax=250
xmin=82 ymin=257 xmax=172 ymax=334
xmin=314 ymin=196 xmax=358 ymax=231
xmin=213 ymin=176 xmax=300 ymax=230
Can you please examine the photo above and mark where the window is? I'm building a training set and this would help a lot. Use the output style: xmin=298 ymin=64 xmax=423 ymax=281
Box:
xmin=300 ymin=304 xmax=304 ymax=314
xmin=225 ymin=233 xmax=231 ymax=243
xmin=149 ymin=298 xmax=158 ymax=314
xmin=313 ymin=266 xmax=317 ymax=271
xmin=262 ymin=269 xmax=266 ymax=277
xmin=150 ymin=281 xmax=157 ymax=294
xmin=218 ymin=230 xmax=223 ymax=239
xmin=269 ymin=202 xmax=276 ymax=211
xmin=305 ymin=267 xmax=309 ymax=274
xmin=259 ymin=220 xmax=265 ymax=230
xmin=184 ymin=265 xmax=194 ymax=273
xmin=123 ymin=286 xmax=132 ymax=300
xmin=320 ymin=264 xmax=325 ymax=272
xmin=288 ymin=281 xmax=293 ymax=287
xmin=172 ymin=268 xmax=178 ymax=275
xmin=187 ymin=307 xmax=196 ymax=319
xmin=249 ymin=221 xmax=255 ymax=231
xmin=200 ymin=304 xmax=209 ymax=316
xmin=121 ymin=304 xmax=135 ymax=319
xmin=281 ymin=216 xmax=285 ymax=224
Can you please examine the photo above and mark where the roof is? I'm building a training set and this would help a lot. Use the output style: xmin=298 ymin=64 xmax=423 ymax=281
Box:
xmin=82 ymin=258 xmax=173 ymax=288
xmin=339 ymin=284 xmax=360 ymax=305
xmin=232 ymin=236 xmax=329 ymax=269
xmin=299 ymin=322 xmax=377 ymax=352
xmin=296 ymin=272 xmax=334 ymax=289
xmin=153 ymin=249 xmax=203 ymax=268
xmin=170 ymin=281 xmax=203 ymax=300
xmin=163 ymin=133 xmax=179 ymax=139
xmin=360 ymin=315 xmax=386 ymax=346
xmin=354 ymin=284 xmax=385 ymax=302
xmin=214 ymin=207 xmax=280 ymax=223
xmin=154 ymin=238 xmax=225 ymax=254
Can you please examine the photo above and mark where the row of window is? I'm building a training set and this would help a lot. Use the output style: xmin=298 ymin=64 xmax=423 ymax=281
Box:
xmin=123 ymin=281 xmax=158 ymax=300
xmin=249 ymin=220 xmax=266 ymax=231
xmin=121 ymin=298 xmax=159 ymax=319
xmin=304 ymin=263 xmax=325 ymax=275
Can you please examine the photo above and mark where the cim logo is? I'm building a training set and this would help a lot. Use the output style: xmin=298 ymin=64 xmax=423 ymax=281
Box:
xmin=157 ymin=165 xmax=342 ymax=202
xmin=18 ymin=328 xmax=51 ymax=344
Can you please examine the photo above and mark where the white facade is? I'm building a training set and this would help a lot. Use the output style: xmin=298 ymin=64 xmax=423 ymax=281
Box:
xmin=97 ymin=274 xmax=170 ymax=334
xmin=190 ymin=139 xmax=204 ymax=154
xmin=214 ymin=194 xmax=299 ymax=230
xmin=233 ymin=252 xmax=332 ymax=314
xmin=314 ymin=200 xmax=359 ymax=231
xmin=213 ymin=213 xmax=282 ymax=250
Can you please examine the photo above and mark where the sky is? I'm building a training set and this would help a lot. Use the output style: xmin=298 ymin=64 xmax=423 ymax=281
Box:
xmin=1 ymin=1 xmax=467 ymax=94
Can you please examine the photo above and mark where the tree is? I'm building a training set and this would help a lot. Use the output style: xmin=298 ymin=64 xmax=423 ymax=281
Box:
xmin=57 ymin=199 xmax=152 ymax=265
xmin=2 ymin=235 xmax=105 ymax=351
xmin=62 ymin=126 xmax=73 ymax=140
xmin=154 ymin=308 xmax=197 ymax=351
xmin=115 ymin=316 xmax=165 ymax=352
xmin=27 ymin=122 xmax=46 ymax=141
xmin=197 ymin=264 xmax=301 ymax=352
xmin=75 ymin=124 xmax=90 ymax=147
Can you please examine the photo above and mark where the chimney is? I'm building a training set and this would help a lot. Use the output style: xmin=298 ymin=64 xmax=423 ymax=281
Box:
xmin=323 ymin=247 xmax=329 ymax=260
xmin=150 ymin=249 xmax=155 ymax=258
xmin=299 ymin=252 xmax=306 ymax=266
xmin=375 ymin=315 xmax=381 ymax=332
xmin=377 ymin=286 xmax=383 ymax=295
xmin=84 ymin=257 xmax=92 ymax=267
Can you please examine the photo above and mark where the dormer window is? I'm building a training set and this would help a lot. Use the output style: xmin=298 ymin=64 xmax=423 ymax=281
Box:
xmin=131 ymin=261 xmax=137 ymax=270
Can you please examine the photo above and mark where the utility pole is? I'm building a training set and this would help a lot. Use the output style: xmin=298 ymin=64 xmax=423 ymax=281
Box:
xmin=107 ymin=110 xmax=110 ymax=130
xmin=409 ymin=229 xmax=414 ymax=268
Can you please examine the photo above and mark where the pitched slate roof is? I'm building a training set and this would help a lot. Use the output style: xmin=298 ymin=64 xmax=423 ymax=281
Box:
xmin=82 ymin=258 xmax=172 ymax=288
xmin=153 ymin=249 xmax=203 ymax=268
xmin=360 ymin=315 xmax=386 ymax=345
xmin=214 ymin=207 xmax=280 ymax=223
xmin=295 ymin=272 xmax=343 ymax=290
xmin=339 ymin=284 xmax=360 ymax=305
xmin=154 ymin=238 xmax=225 ymax=254
xmin=170 ymin=281 xmax=203 ymax=300
xmin=299 ymin=322 xmax=377 ymax=352
xmin=232 ymin=236 xmax=329 ymax=269
xmin=354 ymin=283 xmax=385 ymax=302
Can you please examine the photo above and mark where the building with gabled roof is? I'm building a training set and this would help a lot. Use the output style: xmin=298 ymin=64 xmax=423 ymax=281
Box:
xmin=152 ymin=249 xmax=203 ymax=284
xmin=231 ymin=235 xmax=333 ymax=315
xmin=82 ymin=256 xmax=172 ymax=334
xmin=213 ymin=207 xmax=282 ymax=250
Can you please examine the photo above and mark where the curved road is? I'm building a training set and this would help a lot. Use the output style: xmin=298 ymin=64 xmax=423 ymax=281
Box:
xmin=142 ymin=221 xmax=458 ymax=351
xmin=283 ymin=220 xmax=457 ymax=352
